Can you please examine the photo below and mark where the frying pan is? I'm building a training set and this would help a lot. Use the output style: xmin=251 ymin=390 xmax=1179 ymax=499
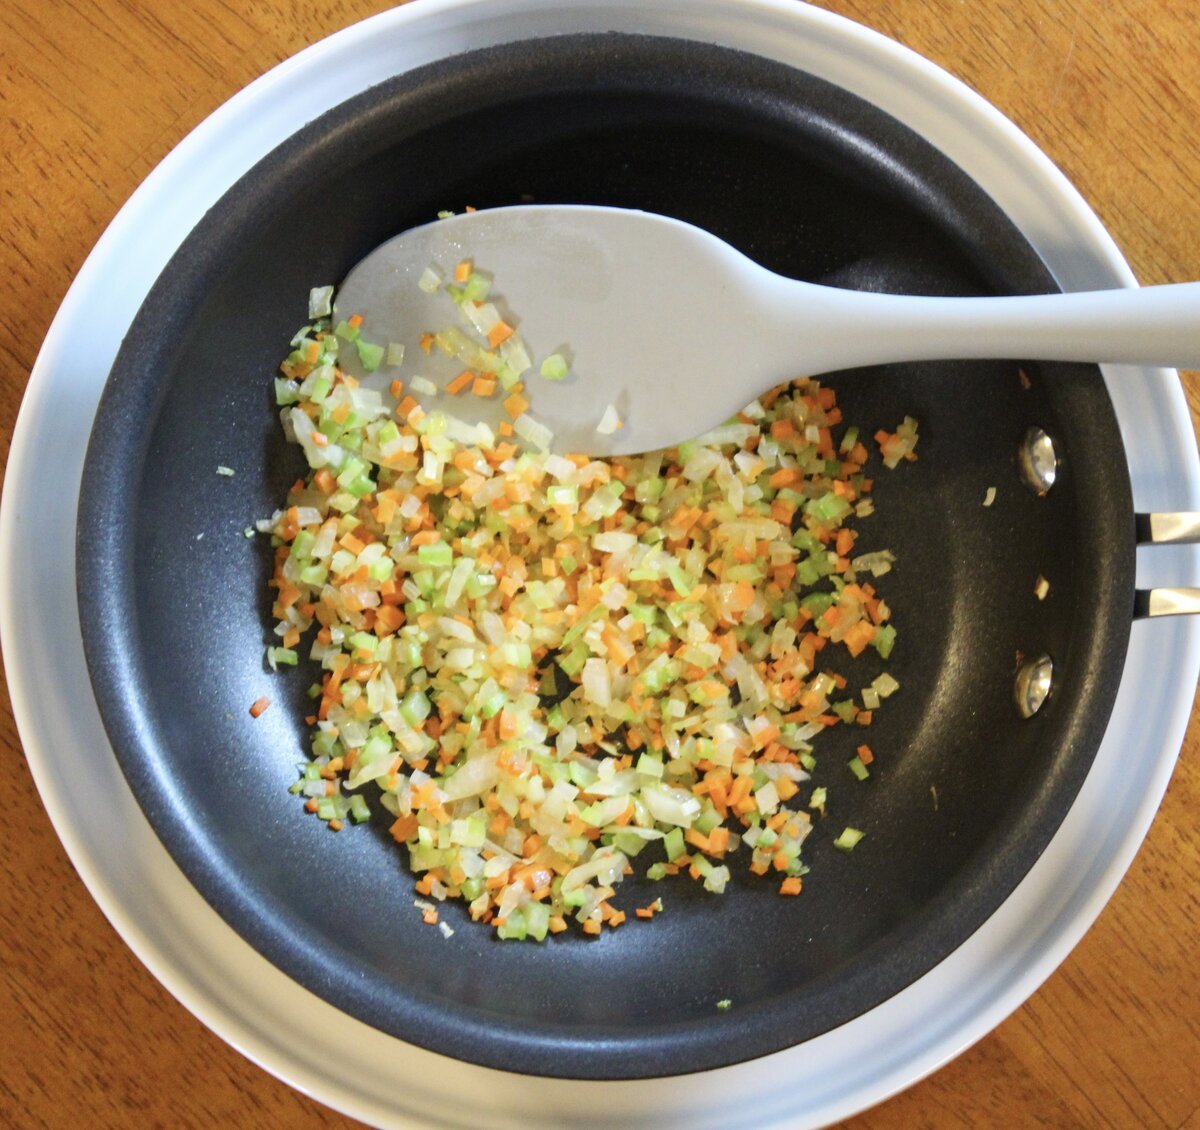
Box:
xmin=77 ymin=33 xmax=1156 ymax=1079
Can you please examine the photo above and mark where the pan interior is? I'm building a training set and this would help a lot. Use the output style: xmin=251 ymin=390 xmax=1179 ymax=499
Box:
xmin=77 ymin=34 xmax=1133 ymax=1079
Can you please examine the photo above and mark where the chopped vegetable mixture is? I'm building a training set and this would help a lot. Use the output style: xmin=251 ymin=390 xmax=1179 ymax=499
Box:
xmin=261 ymin=262 xmax=917 ymax=941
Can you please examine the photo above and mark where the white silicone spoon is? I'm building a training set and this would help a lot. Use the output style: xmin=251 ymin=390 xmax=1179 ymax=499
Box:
xmin=334 ymin=204 xmax=1200 ymax=455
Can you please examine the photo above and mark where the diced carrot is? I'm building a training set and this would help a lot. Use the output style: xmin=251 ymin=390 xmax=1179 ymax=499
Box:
xmin=601 ymin=624 xmax=634 ymax=669
xmin=472 ymin=375 xmax=497 ymax=397
xmin=841 ymin=619 xmax=877 ymax=658
xmin=454 ymin=259 xmax=472 ymax=283
xmin=728 ymin=775 xmax=753 ymax=807
xmin=374 ymin=605 xmax=405 ymax=635
xmin=498 ymin=710 xmax=519 ymax=742
xmin=446 ymin=369 xmax=475 ymax=395
xmin=391 ymin=820 xmax=420 ymax=844
xmin=708 ymin=827 xmax=731 ymax=855
xmin=772 ymin=563 xmax=796 ymax=587
xmin=487 ymin=321 xmax=514 ymax=347
xmin=730 ymin=580 xmax=756 ymax=612
xmin=857 ymin=744 xmax=874 ymax=765
xmin=503 ymin=392 xmax=530 ymax=419
xmin=685 ymin=827 xmax=712 ymax=854
xmin=779 ymin=877 xmax=803 ymax=896
xmin=249 ymin=696 xmax=271 ymax=718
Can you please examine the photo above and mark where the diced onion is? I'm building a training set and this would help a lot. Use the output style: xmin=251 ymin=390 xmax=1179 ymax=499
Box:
xmin=595 ymin=404 xmax=621 ymax=435
xmin=418 ymin=264 xmax=444 ymax=293
xmin=308 ymin=285 xmax=334 ymax=318
xmin=513 ymin=412 xmax=553 ymax=451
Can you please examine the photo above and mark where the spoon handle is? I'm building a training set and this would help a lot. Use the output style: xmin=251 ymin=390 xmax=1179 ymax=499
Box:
xmin=791 ymin=281 xmax=1200 ymax=372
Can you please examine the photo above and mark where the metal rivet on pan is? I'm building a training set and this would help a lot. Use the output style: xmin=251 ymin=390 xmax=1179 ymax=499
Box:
xmin=1017 ymin=427 xmax=1057 ymax=493
xmin=1014 ymin=653 xmax=1054 ymax=718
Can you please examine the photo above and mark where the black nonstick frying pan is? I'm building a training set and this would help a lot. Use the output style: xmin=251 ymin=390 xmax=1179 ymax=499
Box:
xmin=77 ymin=34 xmax=1148 ymax=1079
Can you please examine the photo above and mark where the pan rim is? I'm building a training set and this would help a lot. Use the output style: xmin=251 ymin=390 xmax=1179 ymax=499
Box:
xmin=4 ymin=0 xmax=1198 ymax=1125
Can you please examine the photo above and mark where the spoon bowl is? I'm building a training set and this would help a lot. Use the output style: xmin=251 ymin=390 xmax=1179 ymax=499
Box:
xmin=336 ymin=204 xmax=1200 ymax=454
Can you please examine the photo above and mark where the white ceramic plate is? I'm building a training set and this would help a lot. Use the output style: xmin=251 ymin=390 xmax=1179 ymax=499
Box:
xmin=3 ymin=2 xmax=1198 ymax=1127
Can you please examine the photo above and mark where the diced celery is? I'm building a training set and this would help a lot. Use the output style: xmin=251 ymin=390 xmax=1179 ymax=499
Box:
xmin=664 ymin=827 xmax=686 ymax=861
xmin=312 ymin=731 xmax=338 ymax=758
xmin=399 ymin=689 xmax=431 ymax=727
xmin=832 ymin=701 xmax=856 ymax=723
xmin=523 ymin=901 xmax=550 ymax=941
xmin=417 ymin=542 xmax=453 ymax=568
xmin=833 ymin=827 xmax=865 ymax=851
xmin=497 ymin=907 xmax=528 ymax=941
xmin=636 ymin=753 xmax=664 ymax=779
xmin=801 ymin=591 xmax=835 ymax=617
xmin=355 ymin=339 xmax=385 ymax=372
xmin=872 ymin=623 xmax=897 ymax=659
xmin=274 ymin=378 xmax=301 ymax=405
xmin=539 ymin=353 xmax=570 ymax=380
xmin=463 ymin=272 xmax=492 ymax=303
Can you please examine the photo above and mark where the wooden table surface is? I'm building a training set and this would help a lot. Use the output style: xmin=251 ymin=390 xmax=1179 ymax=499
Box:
xmin=2 ymin=1 xmax=1198 ymax=1126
